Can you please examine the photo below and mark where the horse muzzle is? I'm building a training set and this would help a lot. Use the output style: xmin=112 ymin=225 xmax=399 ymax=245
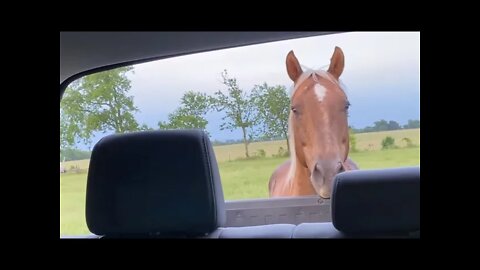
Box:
xmin=310 ymin=160 xmax=343 ymax=199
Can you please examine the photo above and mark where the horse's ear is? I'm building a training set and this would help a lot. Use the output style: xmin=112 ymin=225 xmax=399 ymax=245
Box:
xmin=286 ymin=50 xmax=303 ymax=82
xmin=327 ymin=46 xmax=345 ymax=80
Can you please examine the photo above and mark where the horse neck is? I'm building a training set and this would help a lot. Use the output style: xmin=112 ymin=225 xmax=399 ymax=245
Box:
xmin=287 ymin=112 xmax=316 ymax=195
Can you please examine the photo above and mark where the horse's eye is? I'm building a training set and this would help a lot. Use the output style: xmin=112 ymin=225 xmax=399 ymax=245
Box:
xmin=345 ymin=101 xmax=351 ymax=110
xmin=291 ymin=107 xmax=297 ymax=113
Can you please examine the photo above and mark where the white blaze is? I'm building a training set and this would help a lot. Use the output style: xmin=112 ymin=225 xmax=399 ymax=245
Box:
xmin=314 ymin=83 xmax=327 ymax=102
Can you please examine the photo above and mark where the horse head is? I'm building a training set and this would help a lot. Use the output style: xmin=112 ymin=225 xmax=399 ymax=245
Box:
xmin=287 ymin=47 xmax=351 ymax=199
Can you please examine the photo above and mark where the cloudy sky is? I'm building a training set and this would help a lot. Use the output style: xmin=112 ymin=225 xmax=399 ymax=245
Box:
xmin=80 ymin=32 xmax=420 ymax=148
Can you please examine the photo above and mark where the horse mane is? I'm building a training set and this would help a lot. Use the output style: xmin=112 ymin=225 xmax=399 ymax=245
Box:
xmin=286 ymin=67 xmax=348 ymax=183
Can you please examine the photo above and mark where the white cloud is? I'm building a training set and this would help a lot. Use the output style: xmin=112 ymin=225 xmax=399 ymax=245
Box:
xmin=129 ymin=31 xmax=419 ymax=102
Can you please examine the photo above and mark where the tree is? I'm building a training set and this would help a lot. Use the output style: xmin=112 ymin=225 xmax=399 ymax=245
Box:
xmin=158 ymin=91 xmax=211 ymax=135
xmin=349 ymin=128 xmax=358 ymax=152
xmin=60 ymin=148 xmax=92 ymax=162
xmin=139 ymin=124 xmax=154 ymax=131
xmin=373 ymin=119 xmax=389 ymax=131
xmin=60 ymin=66 xmax=140 ymax=148
xmin=212 ymin=70 xmax=257 ymax=158
xmin=252 ymin=83 xmax=290 ymax=152
xmin=402 ymin=137 xmax=415 ymax=148
xmin=60 ymin=109 xmax=77 ymax=150
xmin=387 ymin=120 xmax=401 ymax=130
xmin=381 ymin=136 xmax=395 ymax=149
xmin=403 ymin=119 xmax=420 ymax=129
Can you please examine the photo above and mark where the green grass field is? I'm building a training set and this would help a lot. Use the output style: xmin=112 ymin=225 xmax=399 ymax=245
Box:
xmin=60 ymin=128 xmax=420 ymax=235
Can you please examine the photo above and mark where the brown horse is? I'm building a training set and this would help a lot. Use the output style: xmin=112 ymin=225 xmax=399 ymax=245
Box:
xmin=268 ymin=47 xmax=358 ymax=199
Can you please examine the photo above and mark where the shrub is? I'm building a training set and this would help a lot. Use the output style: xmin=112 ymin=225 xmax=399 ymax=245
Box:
xmin=402 ymin=137 xmax=416 ymax=148
xmin=349 ymin=128 xmax=358 ymax=152
xmin=381 ymin=136 xmax=396 ymax=150
xmin=256 ymin=149 xmax=266 ymax=158
xmin=281 ymin=147 xmax=290 ymax=157
xmin=271 ymin=147 xmax=290 ymax=158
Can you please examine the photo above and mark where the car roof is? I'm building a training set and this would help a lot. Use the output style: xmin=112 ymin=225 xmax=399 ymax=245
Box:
xmin=60 ymin=32 xmax=341 ymax=88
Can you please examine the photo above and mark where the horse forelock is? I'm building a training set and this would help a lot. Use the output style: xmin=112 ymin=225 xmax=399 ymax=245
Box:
xmin=290 ymin=69 xmax=341 ymax=99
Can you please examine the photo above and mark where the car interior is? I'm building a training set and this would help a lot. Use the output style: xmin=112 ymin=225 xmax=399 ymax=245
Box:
xmin=60 ymin=32 xmax=420 ymax=238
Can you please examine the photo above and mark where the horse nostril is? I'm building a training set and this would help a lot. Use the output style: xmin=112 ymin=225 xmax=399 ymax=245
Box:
xmin=337 ymin=162 xmax=344 ymax=173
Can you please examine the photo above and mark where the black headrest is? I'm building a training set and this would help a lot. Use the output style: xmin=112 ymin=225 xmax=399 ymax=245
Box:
xmin=332 ymin=167 xmax=419 ymax=234
xmin=86 ymin=130 xmax=225 ymax=237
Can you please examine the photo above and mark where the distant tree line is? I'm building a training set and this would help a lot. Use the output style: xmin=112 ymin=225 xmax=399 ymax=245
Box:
xmin=351 ymin=119 xmax=420 ymax=133
xmin=60 ymin=148 xmax=91 ymax=162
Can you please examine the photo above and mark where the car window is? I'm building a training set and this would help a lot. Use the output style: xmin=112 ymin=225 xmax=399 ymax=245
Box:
xmin=60 ymin=32 xmax=420 ymax=235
